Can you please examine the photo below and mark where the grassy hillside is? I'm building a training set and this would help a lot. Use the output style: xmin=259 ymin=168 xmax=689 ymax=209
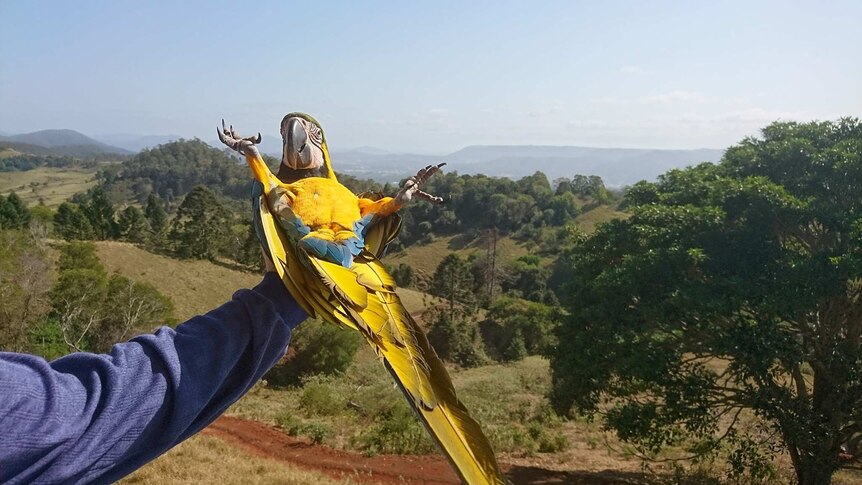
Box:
xmin=574 ymin=204 xmax=629 ymax=233
xmin=0 ymin=167 xmax=98 ymax=207
xmin=387 ymin=233 xmax=529 ymax=280
xmin=95 ymin=242 xmax=261 ymax=321
xmin=94 ymin=241 xmax=436 ymax=323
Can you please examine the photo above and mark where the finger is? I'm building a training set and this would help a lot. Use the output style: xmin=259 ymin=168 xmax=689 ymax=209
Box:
xmin=415 ymin=164 xmax=441 ymax=185
xmin=415 ymin=190 xmax=444 ymax=204
xmin=261 ymin=248 xmax=275 ymax=273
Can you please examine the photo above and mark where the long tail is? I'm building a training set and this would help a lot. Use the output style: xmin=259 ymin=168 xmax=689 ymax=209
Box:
xmin=380 ymin=304 xmax=505 ymax=485
xmin=309 ymin=255 xmax=505 ymax=484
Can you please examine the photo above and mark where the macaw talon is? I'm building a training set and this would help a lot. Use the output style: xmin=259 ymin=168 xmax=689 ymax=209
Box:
xmin=217 ymin=119 xmax=261 ymax=155
xmin=395 ymin=162 xmax=446 ymax=205
xmin=415 ymin=189 xmax=444 ymax=204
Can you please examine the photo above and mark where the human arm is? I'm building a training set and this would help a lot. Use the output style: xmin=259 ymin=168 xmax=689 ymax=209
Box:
xmin=0 ymin=272 xmax=305 ymax=485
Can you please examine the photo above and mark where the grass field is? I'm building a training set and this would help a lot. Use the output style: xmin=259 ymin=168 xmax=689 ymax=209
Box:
xmin=120 ymin=434 xmax=344 ymax=484
xmin=575 ymin=204 xmax=629 ymax=233
xmin=0 ymin=147 xmax=25 ymax=159
xmin=0 ymin=167 xmax=98 ymax=207
xmin=94 ymin=241 xmax=436 ymax=323
xmin=387 ymin=233 xmax=529 ymax=280
xmin=95 ymin=241 xmax=261 ymax=322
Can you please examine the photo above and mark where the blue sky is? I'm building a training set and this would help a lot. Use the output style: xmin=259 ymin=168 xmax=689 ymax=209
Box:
xmin=1 ymin=0 xmax=859 ymax=153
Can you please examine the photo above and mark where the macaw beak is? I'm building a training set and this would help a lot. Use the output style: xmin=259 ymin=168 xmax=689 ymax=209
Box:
xmin=283 ymin=117 xmax=311 ymax=169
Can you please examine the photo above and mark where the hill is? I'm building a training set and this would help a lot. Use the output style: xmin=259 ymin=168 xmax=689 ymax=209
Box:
xmin=93 ymin=241 xmax=436 ymax=323
xmin=0 ymin=129 xmax=131 ymax=158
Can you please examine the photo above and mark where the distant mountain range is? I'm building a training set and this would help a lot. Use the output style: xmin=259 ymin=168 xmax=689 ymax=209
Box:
xmin=94 ymin=133 xmax=184 ymax=153
xmin=0 ymin=129 xmax=132 ymax=158
xmin=327 ymin=145 xmax=724 ymax=186
xmin=2 ymin=128 xmax=724 ymax=186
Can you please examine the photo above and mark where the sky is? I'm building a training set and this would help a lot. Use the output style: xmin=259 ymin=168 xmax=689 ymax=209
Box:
xmin=0 ymin=0 xmax=859 ymax=154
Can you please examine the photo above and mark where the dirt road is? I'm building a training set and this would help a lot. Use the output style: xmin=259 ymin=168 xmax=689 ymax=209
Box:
xmin=203 ymin=415 xmax=651 ymax=484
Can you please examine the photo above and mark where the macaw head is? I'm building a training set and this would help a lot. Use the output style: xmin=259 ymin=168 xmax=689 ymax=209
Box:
xmin=278 ymin=112 xmax=336 ymax=182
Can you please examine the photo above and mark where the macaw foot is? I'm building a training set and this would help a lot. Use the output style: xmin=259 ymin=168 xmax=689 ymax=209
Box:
xmin=217 ymin=119 xmax=262 ymax=157
xmin=395 ymin=163 xmax=446 ymax=205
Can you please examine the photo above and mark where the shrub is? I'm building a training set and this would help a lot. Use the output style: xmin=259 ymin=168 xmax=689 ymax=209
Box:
xmin=275 ymin=412 xmax=332 ymax=445
xmin=351 ymin=405 xmax=435 ymax=455
xmin=265 ymin=319 xmax=362 ymax=386
xmin=299 ymin=380 xmax=346 ymax=416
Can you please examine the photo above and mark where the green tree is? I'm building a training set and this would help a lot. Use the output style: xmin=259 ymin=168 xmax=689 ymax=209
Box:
xmin=50 ymin=242 xmax=173 ymax=353
xmin=426 ymin=309 xmax=487 ymax=368
xmin=58 ymin=241 xmax=104 ymax=273
xmin=429 ymin=253 xmax=477 ymax=317
xmin=117 ymin=206 xmax=149 ymax=243
xmin=547 ymin=192 xmax=579 ymax=225
xmin=487 ymin=296 xmax=560 ymax=361
xmin=144 ymin=192 xmax=167 ymax=237
xmin=28 ymin=204 xmax=55 ymax=238
xmin=389 ymin=263 xmax=415 ymax=288
xmin=82 ymin=187 xmax=118 ymax=239
xmin=502 ymin=255 xmax=556 ymax=304
xmin=54 ymin=202 xmax=95 ymax=240
xmin=169 ymin=186 xmax=231 ymax=260
xmin=265 ymin=319 xmax=359 ymax=386
xmin=0 ymin=192 xmax=31 ymax=229
xmin=51 ymin=268 xmax=107 ymax=352
xmin=0 ymin=230 xmax=52 ymax=352
xmin=94 ymin=275 xmax=173 ymax=352
xmin=549 ymin=119 xmax=862 ymax=485
xmin=427 ymin=253 xmax=486 ymax=367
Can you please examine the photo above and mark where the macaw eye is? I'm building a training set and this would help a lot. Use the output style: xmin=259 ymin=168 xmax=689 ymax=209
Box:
xmin=309 ymin=127 xmax=323 ymax=145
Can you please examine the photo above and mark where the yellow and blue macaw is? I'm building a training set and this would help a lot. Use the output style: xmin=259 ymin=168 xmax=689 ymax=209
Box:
xmin=218 ymin=113 xmax=505 ymax=485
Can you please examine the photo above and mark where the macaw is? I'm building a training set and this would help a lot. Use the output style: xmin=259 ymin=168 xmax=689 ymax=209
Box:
xmin=218 ymin=113 xmax=505 ymax=485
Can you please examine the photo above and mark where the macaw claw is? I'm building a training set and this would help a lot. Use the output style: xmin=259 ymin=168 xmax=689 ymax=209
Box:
xmin=217 ymin=119 xmax=261 ymax=156
xmin=396 ymin=163 xmax=446 ymax=205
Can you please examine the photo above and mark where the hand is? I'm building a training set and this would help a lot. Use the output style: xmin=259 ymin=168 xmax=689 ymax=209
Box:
xmin=262 ymin=249 xmax=276 ymax=273
xmin=395 ymin=163 xmax=446 ymax=205
xmin=217 ymin=119 xmax=262 ymax=157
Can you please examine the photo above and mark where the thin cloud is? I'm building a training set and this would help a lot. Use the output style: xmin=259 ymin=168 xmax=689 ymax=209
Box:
xmin=592 ymin=91 xmax=708 ymax=105
xmin=639 ymin=90 xmax=707 ymax=104
xmin=620 ymin=65 xmax=651 ymax=75
xmin=527 ymin=104 xmax=566 ymax=118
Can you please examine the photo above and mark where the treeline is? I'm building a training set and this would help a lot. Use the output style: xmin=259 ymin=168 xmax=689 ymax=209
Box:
xmin=397 ymin=171 xmax=613 ymax=248
xmin=0 ymin=153 xmax=82 ymax=171
xmin=50 ymin=186 xmax=261 ymax=268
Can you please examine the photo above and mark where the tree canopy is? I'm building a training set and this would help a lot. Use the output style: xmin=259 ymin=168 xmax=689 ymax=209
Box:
xmin=548 ymin=119 xmax=862 ymax=485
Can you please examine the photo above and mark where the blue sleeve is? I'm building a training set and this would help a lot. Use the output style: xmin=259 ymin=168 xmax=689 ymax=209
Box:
xmin=0 ymin=273 xmax=306 ymax=485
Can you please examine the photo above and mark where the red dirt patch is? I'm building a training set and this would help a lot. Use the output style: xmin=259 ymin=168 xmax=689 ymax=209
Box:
xmin=203 ymin=415 xmax=655 ymax=484
xmin=205 ymin=415 xmax=459 ymax=484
